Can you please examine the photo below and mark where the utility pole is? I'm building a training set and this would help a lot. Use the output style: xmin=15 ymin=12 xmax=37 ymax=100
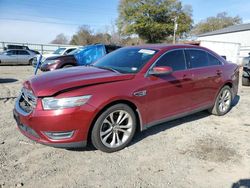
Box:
xmin=173 ymin=17 xmax=178 ymax=44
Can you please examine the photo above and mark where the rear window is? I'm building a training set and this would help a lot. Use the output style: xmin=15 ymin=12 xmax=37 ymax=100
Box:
xmin=187 ymin=49 xmax=209 ymax=68
xmin=207 ymin=53 xmax=222 ymax=66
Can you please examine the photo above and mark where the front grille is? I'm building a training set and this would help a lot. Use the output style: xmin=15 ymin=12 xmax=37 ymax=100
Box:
xmin=18 ymin=88 xmax=37 ymax=114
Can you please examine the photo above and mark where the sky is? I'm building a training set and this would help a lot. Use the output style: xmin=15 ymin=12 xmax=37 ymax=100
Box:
xmin=0 ymin=0 xmax=250 ymax=44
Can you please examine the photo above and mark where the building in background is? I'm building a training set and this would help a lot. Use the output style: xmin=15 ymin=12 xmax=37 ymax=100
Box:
xmin=196 ymin=23 xmax=250 ymax=64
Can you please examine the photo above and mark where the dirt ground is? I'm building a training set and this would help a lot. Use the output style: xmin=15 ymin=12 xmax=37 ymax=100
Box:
xmin=0 ymin=66 xmax=250 ymax=188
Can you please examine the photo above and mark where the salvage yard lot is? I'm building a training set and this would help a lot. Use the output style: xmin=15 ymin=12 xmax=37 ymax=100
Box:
xmin=0 ymin=66 xmax=250 ymax=188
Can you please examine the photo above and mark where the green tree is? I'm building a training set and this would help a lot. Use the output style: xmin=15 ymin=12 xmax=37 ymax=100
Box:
xmin=117 ymin=0 xmax=193 ymax=43
xmin=192 ymin=12 xmax=242 ymax=35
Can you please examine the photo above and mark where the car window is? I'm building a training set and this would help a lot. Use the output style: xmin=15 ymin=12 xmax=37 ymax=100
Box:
xmin=6 ymin=50 xmax=17 ymax=55
xmin=187 ymin=49 xmax=209 ymax=68
xmin=93 ymin=48 xmax=158 ymax=74
xmin=207 ymin=53 xmax=222 ymax=66
xmin=105 ymin=45 xmax=121 ymax=54
xmin=53 ymin=48 xmax=66 ymax=55
xmin=18 ymin=50 xmax=30 ymax=55
xmin=154 ymin=50 xmax=186 ymax=71
xmin=65 ymin=48 xmax=75 ymax=54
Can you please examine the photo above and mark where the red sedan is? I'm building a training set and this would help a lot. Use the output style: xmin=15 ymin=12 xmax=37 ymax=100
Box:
xmin=13 ymin=45 xmax=239 ymax=152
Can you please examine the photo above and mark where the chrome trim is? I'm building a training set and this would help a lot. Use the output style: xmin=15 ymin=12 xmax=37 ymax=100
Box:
xmin=133 ymin=90 xmax=147 ymax=97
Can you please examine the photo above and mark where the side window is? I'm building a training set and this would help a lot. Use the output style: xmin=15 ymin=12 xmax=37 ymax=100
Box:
xmin=65 ymin=48 xmax=75 ymax=54
xmin=155 ymin=50 xmax=186 ymax=71
xmin=207 ymin=53 xmax=222 ymax=66
xmin=18 ymin=50 xmax=29 ymax=55
xmin=105 ymin=46 xmax=120 ymax=54
xmin=6 ymin=50 xmax=15 ymax=55
xmin=187 ymin=49 xmax=209 ymax=68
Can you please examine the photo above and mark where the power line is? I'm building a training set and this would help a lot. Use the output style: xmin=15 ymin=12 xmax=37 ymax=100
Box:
xmin=0 ymin=17 xmax=109 ymax=26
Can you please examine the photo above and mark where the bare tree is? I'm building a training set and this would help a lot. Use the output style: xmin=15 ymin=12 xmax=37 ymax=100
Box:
xmin=50 ymin=33 xmax=69 ymax=44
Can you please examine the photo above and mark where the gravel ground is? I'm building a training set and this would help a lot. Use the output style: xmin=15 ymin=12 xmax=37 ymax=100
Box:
xmin=0 ymin=66 xmax=250 ymax=188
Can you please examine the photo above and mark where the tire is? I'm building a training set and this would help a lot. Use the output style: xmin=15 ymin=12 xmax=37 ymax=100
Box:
xmin=91 ymin=104 xmax=136 ymax=153
xmin=62 ymin=64 xmax=73 ymax=68
xmin=29 ymin=59 xmax=33 ymax=65
xmin=242 ymin=77 xmax=250 ymax=86
xmin=209 ymin=86 xmax=232 ymax=116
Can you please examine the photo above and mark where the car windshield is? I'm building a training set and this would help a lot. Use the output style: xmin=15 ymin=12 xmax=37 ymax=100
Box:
xmin=53 ymin=48 xmax=66 ymax=55
xmin=93 ymin=47 xmax=158 ymax=74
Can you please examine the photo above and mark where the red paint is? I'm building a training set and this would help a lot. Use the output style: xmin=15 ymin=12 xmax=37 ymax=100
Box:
xmin=14 ymin=45 xmax=239 ymax=147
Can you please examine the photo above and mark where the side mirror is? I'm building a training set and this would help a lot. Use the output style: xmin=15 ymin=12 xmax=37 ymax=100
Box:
xmin=149 ymin=66 xmax=173 ymax=76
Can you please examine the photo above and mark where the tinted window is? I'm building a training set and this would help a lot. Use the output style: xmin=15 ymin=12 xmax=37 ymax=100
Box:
xmin=187 ymin=49 xmax=209 ymax=68
xmin=155 ymin=50 xmax=186 ymax=71
xmin=207 ymin=53 xmax=222 ymax=66
xmin=18 ymin=50 xmax=29 ymax=55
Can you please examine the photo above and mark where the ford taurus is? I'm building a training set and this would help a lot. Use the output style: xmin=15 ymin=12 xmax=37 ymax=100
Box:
xmin=13 ymin=45 xmax=239 ymax=152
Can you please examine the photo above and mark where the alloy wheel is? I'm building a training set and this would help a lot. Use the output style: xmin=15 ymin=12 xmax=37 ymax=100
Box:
xmin=100 ymin=110 xmax=133 ymax=148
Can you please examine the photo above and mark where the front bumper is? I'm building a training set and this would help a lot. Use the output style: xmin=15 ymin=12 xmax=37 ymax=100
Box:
xmin=13 ymin=96 xmax=96 ymax=148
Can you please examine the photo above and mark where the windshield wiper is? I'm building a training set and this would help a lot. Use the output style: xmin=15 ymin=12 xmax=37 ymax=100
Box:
xmin=91 ymin=65 xmax=121 ymax=74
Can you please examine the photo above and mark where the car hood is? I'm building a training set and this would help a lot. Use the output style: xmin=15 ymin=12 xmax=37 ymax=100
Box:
xmin=25 ymin=66 xmax=135 ymax=97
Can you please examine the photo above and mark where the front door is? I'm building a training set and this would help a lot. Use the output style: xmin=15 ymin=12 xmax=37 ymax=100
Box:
xmin=144 ymin=49 xmax=195 ymax=125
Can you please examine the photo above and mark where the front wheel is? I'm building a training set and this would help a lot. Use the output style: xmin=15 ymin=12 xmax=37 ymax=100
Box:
xmin=209 ymin=86 xmax=232 ymax=116
xmin=91 ymin=104 xmax=136 ymax=153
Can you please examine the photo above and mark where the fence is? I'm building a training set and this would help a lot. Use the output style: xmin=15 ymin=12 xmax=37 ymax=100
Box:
xmin=0 ymin=41 xmax=79 ymax=54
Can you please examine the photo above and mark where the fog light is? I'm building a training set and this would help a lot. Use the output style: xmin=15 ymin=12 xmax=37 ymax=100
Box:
xmin=44 ymin=131 xmax=74 ymax=140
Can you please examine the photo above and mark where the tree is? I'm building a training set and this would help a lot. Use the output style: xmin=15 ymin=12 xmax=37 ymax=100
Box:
xmin=70 ymin=25 xmax=93 ymax=45
xmin=117 ymin=0 xmax=193 ymax=43
xmin=192 ymin=12 xmax=242 ymax=35
xmin=50 ymin=33 xmax=69 ymax=44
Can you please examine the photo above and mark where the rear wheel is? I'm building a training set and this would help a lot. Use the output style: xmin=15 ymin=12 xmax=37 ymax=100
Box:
xmin=209 ymin=86 xmax=232 ymax=116
xmin=91 ymin=104 xmax=136 ymax=153
xmin=242 ymin=77 xmax=250 ymax=86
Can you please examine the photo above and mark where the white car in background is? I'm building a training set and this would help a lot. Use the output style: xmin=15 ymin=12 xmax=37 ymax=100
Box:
xmin=32 ymin=47 xmax=77 ymax=67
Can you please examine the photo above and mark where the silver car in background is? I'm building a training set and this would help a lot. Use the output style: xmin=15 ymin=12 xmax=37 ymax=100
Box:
xmin=0 ymin=49 xmax=37 ymax=65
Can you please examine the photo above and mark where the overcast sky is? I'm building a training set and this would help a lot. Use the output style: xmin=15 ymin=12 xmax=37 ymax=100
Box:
xmin=0 ymin=0 xmax=250 ymax=44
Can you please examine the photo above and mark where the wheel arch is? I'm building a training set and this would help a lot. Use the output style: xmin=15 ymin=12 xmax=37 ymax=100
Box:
xmin=87 ymin=99 xmax=142 ymax=145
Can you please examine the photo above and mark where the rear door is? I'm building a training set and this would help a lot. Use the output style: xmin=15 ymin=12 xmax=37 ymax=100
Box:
xmin=17 ymin=50 xmax=31 ymax=64
xmin=144 ymin=49 xmax=195 ymax=124
xmin=185 ymin=49 xmax=223 ymax=108
xmin=1 ymin=50 xmax=18 ymax=64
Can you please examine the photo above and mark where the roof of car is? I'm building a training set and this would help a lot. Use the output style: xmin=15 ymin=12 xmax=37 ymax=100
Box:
xmin=127 ymin=44 xmax=200 ymax=50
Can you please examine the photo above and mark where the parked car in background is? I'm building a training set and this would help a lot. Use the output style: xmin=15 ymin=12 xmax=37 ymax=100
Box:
xmin=13 ymin=44 xmax=239 ymax=153
xmin=4 ymin=44 xmax=40 ymax=55
xmin=40 ymin=44 xmax=121 ymax=71
xmin=0 ymin=49 xmax=37 ymax=65
xmin=32 ymin=46 xmax=77 ymax=67
xmin=242 ymin=53 xmax=250 ymax=67
xmin=242 ymin=63 xmax=250 ymax=86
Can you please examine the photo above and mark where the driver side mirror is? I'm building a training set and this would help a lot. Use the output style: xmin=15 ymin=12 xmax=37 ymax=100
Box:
xmin=149 ymin=66 xmax=173 ymax=76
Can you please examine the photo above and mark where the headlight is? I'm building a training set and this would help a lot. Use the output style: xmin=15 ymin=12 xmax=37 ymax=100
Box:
xmin=42 ymin=95 xmax=92 ymax=110
xmin=44 ymin=60 xmax=60 ymax=65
